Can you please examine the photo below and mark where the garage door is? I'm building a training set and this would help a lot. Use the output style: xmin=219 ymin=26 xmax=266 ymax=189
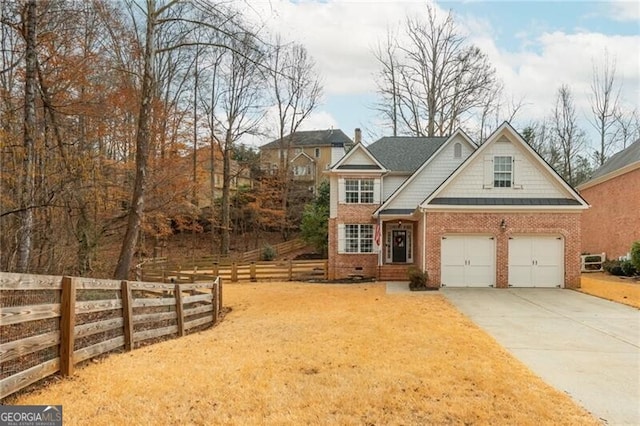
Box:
xmin=441 ymin=235 xmax=495 ymax=287
xmin=508 ymin=236 xmax=564 ymax=287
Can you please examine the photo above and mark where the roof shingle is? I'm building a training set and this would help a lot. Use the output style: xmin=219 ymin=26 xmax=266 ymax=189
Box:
xmin=260 ymin=129 xmax=353 ymax=150
xmin=367 ymin=136 xmax=448 ymax=173
xmin=585 ymin=138 xmax=640 ymax=183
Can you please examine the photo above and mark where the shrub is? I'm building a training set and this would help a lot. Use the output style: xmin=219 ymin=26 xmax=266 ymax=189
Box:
xmin=261 ymin=244 xmax=277 ymax=261
xmin=631 ymin=241 xmax=640 ymax=271
xmin=621 ymin=260 xmax=638 ymax=277
xmin=407 ymin=267 xmax=429 ymax=291
xmin=603 ymin=260 xmax=624 ymax=276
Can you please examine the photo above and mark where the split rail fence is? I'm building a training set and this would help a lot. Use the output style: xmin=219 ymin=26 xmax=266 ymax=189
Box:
xmin=140 ymin=259 xmax=328 ymax=283
xmin=0 ymin=272 xmax=222 ymax=400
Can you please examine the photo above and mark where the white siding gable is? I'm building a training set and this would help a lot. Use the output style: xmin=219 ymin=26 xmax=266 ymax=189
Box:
xmin=437 ymin=132 xmax=567 ymax=199
xmin=346 ymin=148 xmax=378 ymax=166
xmin=383 ymin=175 xmax=408 ymax=200
xmin=384 ymin=134 xmax=472 ymax=210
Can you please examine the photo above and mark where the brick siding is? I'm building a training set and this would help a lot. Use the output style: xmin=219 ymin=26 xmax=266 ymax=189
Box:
xmin=328 ymin=204 xmax=379 ymax=280
xmin=425 ymin=211 xmax=582 ymax=289
xmin=580 ymin=168 xmax=640 ymax=259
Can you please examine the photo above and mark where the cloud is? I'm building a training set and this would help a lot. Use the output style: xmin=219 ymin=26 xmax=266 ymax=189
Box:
xmin=245 ymin=0 xmax=429 ymax=95
xmin=240 ymin=1 xmax=639 ymax=147
xmin=608 ymin=0 xmax=640 ymax=22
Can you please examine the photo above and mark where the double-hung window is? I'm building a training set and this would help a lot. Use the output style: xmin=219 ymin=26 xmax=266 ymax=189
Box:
xmin=494 ymin=156 xmax=512 ymax=188
xmin=345 ymin=178 xmax=374 ymax=203
xmin=344 ymin=224 xmax=374 ymax=253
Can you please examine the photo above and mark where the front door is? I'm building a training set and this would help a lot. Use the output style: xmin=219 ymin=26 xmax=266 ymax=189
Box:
xmin=392 ymin=230 xmax=407 ymax=263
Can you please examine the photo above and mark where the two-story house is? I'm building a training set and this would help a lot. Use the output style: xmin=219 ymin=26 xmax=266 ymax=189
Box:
xmin=327 ymin=122 xmax=589 ymax=288
xmin=260 ymin=129 xmax=354 ymax=191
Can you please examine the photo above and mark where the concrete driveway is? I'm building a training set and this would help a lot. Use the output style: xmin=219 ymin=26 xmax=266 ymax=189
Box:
xmin=442 ymin=288 xmax=640 ymax=425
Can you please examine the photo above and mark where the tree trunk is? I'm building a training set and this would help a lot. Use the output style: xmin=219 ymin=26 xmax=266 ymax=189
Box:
xmin=114 ymin=0 xmax=156 ymax=279
xmin=17 ymin=0 xmax=37 ymax=273
xmin=220 ymin=129 xmax=232 ymax=256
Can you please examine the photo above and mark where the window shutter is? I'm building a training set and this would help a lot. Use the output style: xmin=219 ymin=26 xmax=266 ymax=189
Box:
xmin=512 ymin=156 xmax=523 ymax=189
xmin=338 ymin=178 xmax=345 ymax=203
xmin=373 ymin=178 xmax=381 ymax=203
xmin=337 ymin=224 xmax=345 ymax=253
xmin=483 ymin=155 xmax=493 ymax=188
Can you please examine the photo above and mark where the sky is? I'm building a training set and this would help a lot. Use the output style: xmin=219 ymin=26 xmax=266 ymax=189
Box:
xmin=241 ymin=0 xmax=640 ymax=152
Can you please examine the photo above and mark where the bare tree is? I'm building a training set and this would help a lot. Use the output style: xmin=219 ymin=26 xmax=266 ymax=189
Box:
xmin=114 ymin=0 xmax=162 ymax=280
xmin=552 ymin=85 xmax=586 ymax=185
xmin=269 ymin=37 xmax=322 ymax=239
xmin=373 ymin=28 xmax=401 ymax=136
xmin=589 ymin=50 xmax=621 ymax=165
xmin=373 ymin=5 xmax=498 ymax=137
xmin=614 ymin=107 xmax=640 ymax=149
xmin=15 ymin=0 xmax=37 ymax=273
xmin=208 ymin=36 xmax=266 ymax=255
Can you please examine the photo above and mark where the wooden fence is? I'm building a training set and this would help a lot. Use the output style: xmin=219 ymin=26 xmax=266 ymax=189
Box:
xmin=138 ymin=238 xmax=311 ymax=273
xmin=140 ymin=259 xmax=328 ymax=283
xmin=0 ymin=272 xmax=222 ymax=400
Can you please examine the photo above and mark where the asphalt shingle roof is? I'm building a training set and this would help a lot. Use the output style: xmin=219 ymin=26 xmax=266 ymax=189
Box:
xmin=260 ymin=129 xmax=353 ymax=150
xmin=586 ymin=139 xmax=640 ymax=183
xmin=367 ymin=136 xmax=448 ymax=173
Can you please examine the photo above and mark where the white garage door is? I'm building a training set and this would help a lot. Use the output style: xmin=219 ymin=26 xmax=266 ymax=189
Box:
xmin=508 ymin=236 xmax=564 ymax=288
xmin=441 ymin=235 xmax=495 ymax=287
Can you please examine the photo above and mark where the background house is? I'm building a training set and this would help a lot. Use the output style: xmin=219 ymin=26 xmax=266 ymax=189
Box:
xmin=260 ymin=129 xmax=354 ymax=191
xmin=577 ymin=139 xmax=640 ymax=259
xmin=327 ymin=123 xmax=588 ymax=288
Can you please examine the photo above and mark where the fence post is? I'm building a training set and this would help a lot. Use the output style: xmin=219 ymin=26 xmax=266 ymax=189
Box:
xmin=288 ymin=260 xmax=293 ymax=281
xmin=174 ymin=284 xmax=185 ymax=337
xmin=60 ymin=276 xmax=76 ymax=377
xmin=191 ymin=266 xmax=196 ymax=283
xmin=323 ymin=260 xmax=329 ymax=280
xmin=121 ymin=280 xmax=134 ymax=351
xmin=213 ymin=262 xmax=219 ymax=278
xmin=231 ymin=262 xmax=238 ymax=282
xmin=212 ymin=279 xmax=219 ymax=325
xmin=250 ymin=262 xmax=256 ymax=282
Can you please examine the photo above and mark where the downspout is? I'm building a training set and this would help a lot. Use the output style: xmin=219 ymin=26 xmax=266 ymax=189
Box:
xmin=422 ymin=209 xmax=426 ymax=272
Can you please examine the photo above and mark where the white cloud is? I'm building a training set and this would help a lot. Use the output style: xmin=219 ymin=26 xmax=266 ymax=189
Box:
xmin=244 ymin=0 xmax=429 ymax=95
xmin=608 ymin=0 xmax=640 ymax=22
xmin=239 ymin=1 xmax=640 ymax=148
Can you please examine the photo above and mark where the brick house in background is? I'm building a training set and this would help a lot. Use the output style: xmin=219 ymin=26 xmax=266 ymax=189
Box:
xmin=577 ymin=139 xmax=640 ymax=259
xmin=260 ymin=129 xmax=354 ymax=192
xmin=327 ymin=122 xmax=589 ymax=288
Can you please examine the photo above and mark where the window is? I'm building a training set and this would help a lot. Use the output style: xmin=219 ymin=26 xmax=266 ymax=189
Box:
xmin=494 ymin=156 xmax=512 ymax=187
xmin=454 ymin=142 xmax=462 ymax=158
xmin=315 ymin=148 xmax=320 ymax=158
xmin=345 ymin=224 xmax=374 ymax=253
xmin=345 ymin=178 xmax=374 ymax=203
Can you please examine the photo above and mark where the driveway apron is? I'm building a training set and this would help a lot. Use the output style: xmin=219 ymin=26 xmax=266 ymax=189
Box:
xmin=442 ymin=288 xmax=640 ymax=425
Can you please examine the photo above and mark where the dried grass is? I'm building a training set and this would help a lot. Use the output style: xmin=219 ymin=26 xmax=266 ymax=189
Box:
xmin=8 ymin=283 xmax=599 ymax=425
xmin=580 ymin=273 xmax=640 ymax=308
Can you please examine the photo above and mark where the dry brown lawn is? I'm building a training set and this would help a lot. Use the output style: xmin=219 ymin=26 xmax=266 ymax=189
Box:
xmin=580 ymin=273 xmax=640 ymax=309
xmin=9 ymin=283 xmax=599 ymax=425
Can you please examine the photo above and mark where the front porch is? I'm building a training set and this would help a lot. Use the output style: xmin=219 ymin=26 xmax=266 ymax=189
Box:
xmin=377 ymin=217 xmax=419 ymax=281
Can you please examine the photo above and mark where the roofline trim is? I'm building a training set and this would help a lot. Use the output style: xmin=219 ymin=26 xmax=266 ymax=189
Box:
xmin=577 ymin=161 xmax=640 ymax=190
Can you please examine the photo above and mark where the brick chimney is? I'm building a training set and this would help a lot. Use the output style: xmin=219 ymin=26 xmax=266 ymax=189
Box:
xmin=354 ymin=128 xmax=362 ymax=145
